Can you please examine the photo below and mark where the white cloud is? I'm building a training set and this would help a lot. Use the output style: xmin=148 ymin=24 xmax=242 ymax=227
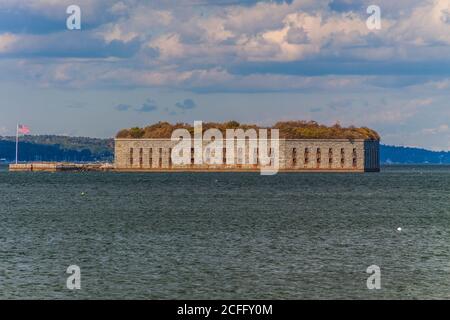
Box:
xmin=387 ymin=0 xmax=450 ymax=46
xmin=149 ymin=33 xmax=185 ymax=60
xmin=2 ymin=0 xmax=450 ymax=94
xmin=97 ymin=24 xmax=138 ymax=44
xmin=422 ymin=124 xmax=450 ymax=134
xmin=0 ymin=33 xmax=18 ymax=53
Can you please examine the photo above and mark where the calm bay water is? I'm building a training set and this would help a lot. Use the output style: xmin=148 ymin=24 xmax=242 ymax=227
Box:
xmin=0 ymin=165 xmax=449 ymax=299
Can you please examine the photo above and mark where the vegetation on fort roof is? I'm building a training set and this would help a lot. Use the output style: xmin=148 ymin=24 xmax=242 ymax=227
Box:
xmin=116 ymin=121 xmax=380 ymax=140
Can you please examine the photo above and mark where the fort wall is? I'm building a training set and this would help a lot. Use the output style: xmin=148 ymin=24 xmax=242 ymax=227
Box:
xmin=114 ymin=138 xmax=380 ymax=172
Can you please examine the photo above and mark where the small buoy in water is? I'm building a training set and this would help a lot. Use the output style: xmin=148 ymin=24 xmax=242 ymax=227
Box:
xmin=81 ymin=192 xmax=86 ymax=196
xmin=397 ymin=227 xmax=402 ymax=232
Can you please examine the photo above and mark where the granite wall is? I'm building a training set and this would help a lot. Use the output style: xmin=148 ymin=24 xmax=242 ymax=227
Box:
xmin=114 ymin=138 xmax=380 ymax=172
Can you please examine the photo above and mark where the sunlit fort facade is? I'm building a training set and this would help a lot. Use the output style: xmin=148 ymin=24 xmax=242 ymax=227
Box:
xmin=114 ymin=138 xmax=380 ymax=172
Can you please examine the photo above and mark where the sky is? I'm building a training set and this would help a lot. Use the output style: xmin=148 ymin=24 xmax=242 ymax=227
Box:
xmin=1 ymin=0 xmax=450 ymax=150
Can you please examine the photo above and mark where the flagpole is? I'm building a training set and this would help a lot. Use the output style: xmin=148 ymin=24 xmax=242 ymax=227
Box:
xmin=15 ymin=123 xmax=18 ymax=164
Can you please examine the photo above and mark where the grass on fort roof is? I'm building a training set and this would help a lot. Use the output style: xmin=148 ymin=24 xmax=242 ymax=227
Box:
xmin=116 ymin=121 xmax=380 ymax=140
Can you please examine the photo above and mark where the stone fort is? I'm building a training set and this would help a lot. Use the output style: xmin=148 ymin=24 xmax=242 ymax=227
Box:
xmin=115 ymin=138 xmax=379 ymax=172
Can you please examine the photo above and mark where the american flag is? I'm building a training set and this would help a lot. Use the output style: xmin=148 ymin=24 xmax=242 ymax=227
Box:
xmin=18 ymin=124 xmax=30 ymax=134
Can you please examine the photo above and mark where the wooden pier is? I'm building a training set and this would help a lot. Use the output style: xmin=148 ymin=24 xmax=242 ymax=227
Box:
xmin=9 ymin=162 xmax=114 ymax=172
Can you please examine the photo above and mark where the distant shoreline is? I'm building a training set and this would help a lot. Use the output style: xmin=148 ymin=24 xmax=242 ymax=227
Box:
xmin=2 ymin=134 xmax=450 ymax=165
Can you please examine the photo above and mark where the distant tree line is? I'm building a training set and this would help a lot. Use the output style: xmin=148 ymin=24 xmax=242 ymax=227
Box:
xmin=0 ymin=136 xmax=113 ymax=162
xmin=1 ymin=134 xmax=449 ymax=164
xmin=381 ymin=145 xmax=450 ymax=164
xmin=1 ymin=135 xmax=114 ymax=154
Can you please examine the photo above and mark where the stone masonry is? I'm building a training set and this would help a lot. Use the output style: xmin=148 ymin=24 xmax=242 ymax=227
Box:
xmin=114 ymin=138 xmax=380 ymax=172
